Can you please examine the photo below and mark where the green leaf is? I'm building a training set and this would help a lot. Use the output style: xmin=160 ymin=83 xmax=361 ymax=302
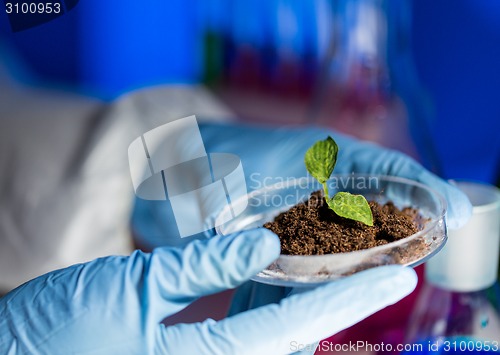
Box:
xmin=304 ymin=136 xmax=338 ymax=184
xmin=327 ymin=192 xmax=374 ymax=226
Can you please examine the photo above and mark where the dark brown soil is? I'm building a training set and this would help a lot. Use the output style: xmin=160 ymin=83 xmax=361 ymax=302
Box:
xmin=264 ymin=191 xmax=427 ymax=256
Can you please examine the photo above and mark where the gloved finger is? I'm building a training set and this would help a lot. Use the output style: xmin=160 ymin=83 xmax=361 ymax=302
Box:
xmin=144 ymin=228 xmax=280 ymax=321
xmin=158 ymin=265 xmax=417 ymax=355
xmin=286 ymin=287 xmax=318 ymax=355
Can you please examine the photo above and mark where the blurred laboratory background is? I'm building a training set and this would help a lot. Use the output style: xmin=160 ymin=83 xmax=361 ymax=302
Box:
xmin=1 ymin=0 xmax=499 ymax=354
xmin=1 ymin=0 xmax=499 ymax=183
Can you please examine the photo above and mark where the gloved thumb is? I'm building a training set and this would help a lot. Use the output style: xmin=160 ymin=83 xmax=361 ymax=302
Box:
xmin=142 ymin=229 xmax=280 ymax=322
xmin=0 ymin=229 xmax=280 ymax=355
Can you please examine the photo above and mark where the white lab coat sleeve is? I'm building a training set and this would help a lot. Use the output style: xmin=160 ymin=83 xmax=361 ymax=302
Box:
xmin=0 ymin=79 xmax=234 ymax=292
xmin=0 ymin=86 xmax=133 ymax=292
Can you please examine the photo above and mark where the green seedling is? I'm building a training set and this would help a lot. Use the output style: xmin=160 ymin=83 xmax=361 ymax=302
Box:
xmin=304 ymin=136 xmax=374 ymax=226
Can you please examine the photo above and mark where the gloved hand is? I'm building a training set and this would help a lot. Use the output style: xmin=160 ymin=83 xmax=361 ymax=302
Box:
xmin=200 ymin=123 xmax=472 ymax=229
xmin=0 ymin=229 xmax=417 ymax=355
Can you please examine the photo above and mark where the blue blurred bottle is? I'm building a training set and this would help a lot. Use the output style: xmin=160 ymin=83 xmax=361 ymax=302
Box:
xmin=310 ymin=0 xmax=439 ymax=167
xmin=403 ymin=286 xmax=500 ymax=354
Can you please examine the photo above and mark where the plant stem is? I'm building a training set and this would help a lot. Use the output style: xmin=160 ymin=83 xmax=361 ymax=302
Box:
xmin=322 ymin=182 xmax=329 ymax=199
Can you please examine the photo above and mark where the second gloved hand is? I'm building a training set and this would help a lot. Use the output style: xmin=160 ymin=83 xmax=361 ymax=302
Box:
xmin=133 ymin=123 xmax=472 ymax=250
xmin=0 ymin=229 xmax=417 ymax=355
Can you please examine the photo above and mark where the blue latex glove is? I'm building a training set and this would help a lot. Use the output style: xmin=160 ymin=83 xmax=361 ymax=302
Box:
xmin=133 ymin=123 xmax=472 ymax=250
xmin=0 ymin=229 xmax=417 ymax=354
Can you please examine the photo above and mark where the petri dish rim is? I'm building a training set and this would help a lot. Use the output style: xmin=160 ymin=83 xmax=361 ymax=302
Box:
xmin=216 ymin=174 xmax=448 ymax=286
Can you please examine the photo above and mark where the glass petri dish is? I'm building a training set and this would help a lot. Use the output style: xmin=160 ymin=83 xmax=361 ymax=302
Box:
xmin=216 ymin=174 xmax=447 ymax=287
